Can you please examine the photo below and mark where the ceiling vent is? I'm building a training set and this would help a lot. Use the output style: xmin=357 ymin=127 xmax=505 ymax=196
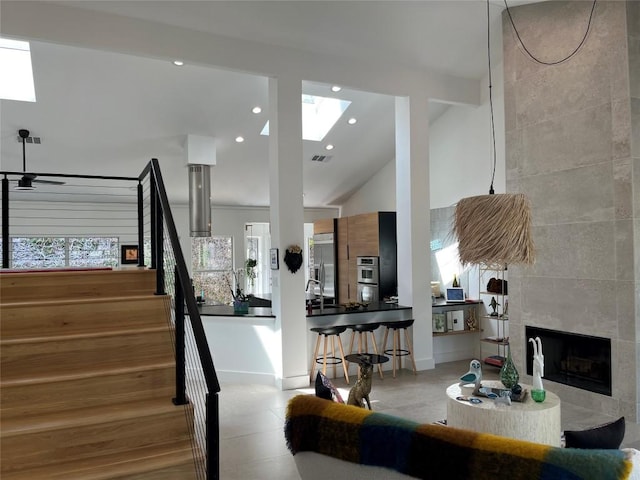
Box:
xmin=310 ymin=154 xmax=332 ymax=163
xmin=16 ymin=135 xmax=41 ymax=144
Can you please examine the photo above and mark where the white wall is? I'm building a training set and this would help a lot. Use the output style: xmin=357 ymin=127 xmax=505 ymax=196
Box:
xmin=7 ymin=200 xmax=338 ymax=278
xmin=337 ymin=62 xmax=506 ymax=364
xmin=341 ymin=63 xmax=506 ymax=217
xmin=341 ymin=160 xmax=396 ymax=216
xmin=429 ymin=65 xmax=506 ymax=209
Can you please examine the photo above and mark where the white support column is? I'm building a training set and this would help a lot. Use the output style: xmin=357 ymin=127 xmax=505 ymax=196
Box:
xmin=268 ymin=75 xmax=309 ymax=390
xmin=395 ymin=93 xmax=434 ymax=371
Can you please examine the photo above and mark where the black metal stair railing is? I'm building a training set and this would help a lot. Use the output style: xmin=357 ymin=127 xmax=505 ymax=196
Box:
xmin=140 ymin=159 xmax=221 ymax=480
xmin=1 ymin=160 xmax=220 ymax=480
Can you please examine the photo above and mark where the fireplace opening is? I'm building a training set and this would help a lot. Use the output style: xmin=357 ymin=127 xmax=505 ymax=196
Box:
xmin=526 ymin=326 xmax=611 ymax=396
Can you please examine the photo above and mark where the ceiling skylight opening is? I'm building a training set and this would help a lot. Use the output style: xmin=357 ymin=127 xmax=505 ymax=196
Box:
xmin=0 ymin=38 xmax=36 ymax=102
xmin=260 ymin=94 xmax=351 ymax=141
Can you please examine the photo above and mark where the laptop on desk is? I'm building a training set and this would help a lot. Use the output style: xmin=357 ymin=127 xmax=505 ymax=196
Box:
xmin=445 ymin=287 xmax=466 ymax=303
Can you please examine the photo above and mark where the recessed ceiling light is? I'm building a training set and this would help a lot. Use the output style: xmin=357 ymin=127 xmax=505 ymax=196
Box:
xmin=235 ymin=136 xmax=244 ymax=143
xmin=325 ymin=144 xmax=334 ymax=151
xmin=347 ymin=117 xmax=357 ymax=125
xmin=252 ymin=106 xmax=262 ymax=114
xmin=331 ymin=85 xmax=341 ymax=92
xmin=172 ymin=60 xmax=184 ymax=66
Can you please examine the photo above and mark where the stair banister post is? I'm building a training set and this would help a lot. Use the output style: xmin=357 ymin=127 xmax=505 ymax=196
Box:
xmin=153 ymin=175 xmax=165 ymax=296
xmin=206 ymin=392 xmax=220 ymax=480
xmin=150 ymin=170 xmax=157 ymax=270
xmin=2 ymin=176 xmax=9 ymax=268
xmin=173 ymin=265 xmax=188 ymax=406
xmin=137 ymin=181 xmax=145 ymax=268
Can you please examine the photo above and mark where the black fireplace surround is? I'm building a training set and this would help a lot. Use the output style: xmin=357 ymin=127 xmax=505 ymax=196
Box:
xmin=525 ymin=326 xmax=612 ymax=397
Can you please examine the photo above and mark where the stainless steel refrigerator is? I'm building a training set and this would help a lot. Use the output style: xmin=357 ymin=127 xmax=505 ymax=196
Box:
xmin=312 ymin=233 xmax=336 ymax=304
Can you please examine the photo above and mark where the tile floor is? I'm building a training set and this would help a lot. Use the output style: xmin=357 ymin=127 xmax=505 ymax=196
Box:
xmin=217 ymin=359 xmax=640 ymax=480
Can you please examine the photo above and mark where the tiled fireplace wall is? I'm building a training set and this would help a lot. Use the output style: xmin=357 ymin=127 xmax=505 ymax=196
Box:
xmin=503 ymin=1 xmax=639 ymax=422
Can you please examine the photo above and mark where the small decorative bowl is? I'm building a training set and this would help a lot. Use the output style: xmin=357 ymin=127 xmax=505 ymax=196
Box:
xmin=531 ymin=389 xmax=546 ymax=403
xmin=342 ymin=302 xmax=361 ymax=311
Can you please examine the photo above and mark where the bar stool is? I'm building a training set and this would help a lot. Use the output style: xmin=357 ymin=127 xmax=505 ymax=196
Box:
xmin=381 ymin=319 xmax=417 ymax=378
xmin=309 ymin=326 xmax=350 ymax=384
xmin=346 ymin=323 xmax=384 ymax=379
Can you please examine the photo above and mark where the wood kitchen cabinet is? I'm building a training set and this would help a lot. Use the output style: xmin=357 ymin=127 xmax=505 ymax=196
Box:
xmin=336 ymin=211 xmax=397 ymax=303
xmin=313 ymin=218 xmax=335 ymax=235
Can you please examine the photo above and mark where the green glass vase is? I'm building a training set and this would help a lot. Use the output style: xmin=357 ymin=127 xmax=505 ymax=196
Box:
xmin=500 ymin=345 xmax=519 ymax=389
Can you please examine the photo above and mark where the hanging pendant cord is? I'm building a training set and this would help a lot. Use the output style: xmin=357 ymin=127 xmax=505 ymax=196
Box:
xmin=503 ymin=0 xmax=597 ymax=66
xmin=487 ymin=0 xmax=496 ymax=195
xmin=487 ymin=0 xmax=597 ymax=195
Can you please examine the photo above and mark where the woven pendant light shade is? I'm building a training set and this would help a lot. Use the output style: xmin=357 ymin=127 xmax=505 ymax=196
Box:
xmin=453 ymin=193 xmax=535 ymax=267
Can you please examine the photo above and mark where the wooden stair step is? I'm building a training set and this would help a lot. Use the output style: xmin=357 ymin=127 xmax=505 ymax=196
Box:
xmin=1 ymin=362 xmax=176 ymax=419
xmin=0 ymin=440 xmax=199 ymax=480
xmin=1 ymin=295 xmax=171 ymax=340
xmin=1 ymin=398 xmax=194 ymax=473
xmin=0 ymin=269 xmax=157 ymax=303
xmin=1 ymin=327 xmax=175 ymax=380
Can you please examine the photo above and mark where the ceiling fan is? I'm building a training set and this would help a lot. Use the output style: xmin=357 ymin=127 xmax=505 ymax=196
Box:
xmin=13 ymin=129 xmax=65 ymax=190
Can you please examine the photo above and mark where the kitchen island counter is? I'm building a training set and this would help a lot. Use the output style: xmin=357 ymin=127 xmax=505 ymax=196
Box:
xmin=306 ymin=301 xmax=412 ymax=328
xmin=196 ymin=300 xmax=412 ymax=385
xmin=197 ymin=301 xmax=411 ymax=324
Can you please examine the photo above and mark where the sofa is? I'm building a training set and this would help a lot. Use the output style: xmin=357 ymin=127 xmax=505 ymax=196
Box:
xmin=285 ymin=395 xmax=640 ymax=480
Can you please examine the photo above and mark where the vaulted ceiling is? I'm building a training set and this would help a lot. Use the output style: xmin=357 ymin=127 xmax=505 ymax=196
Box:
xmin=0 ymin=1 xmax=524 ymax=206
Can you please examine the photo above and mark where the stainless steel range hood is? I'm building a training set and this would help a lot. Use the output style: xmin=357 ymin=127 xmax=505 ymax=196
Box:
xmin=185 ymin=134 xmax=215 ymax=237
xmin=188 ymin=164 xmax=211 ymax=237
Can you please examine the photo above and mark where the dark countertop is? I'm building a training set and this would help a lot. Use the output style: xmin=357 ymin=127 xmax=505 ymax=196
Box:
xmin=432 ymin=299 xmax=481 ymax=308
xmin=196 ymin=300 xmax=410 ymax=319
xmin=197 ymin=304 xmax=275 ymax=318
xmin=306 ymin=301 xmax=410 ymax=317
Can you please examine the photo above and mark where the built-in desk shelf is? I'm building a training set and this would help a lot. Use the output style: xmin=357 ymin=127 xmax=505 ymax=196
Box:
xmin=432 ymin=300 xmax=481 ymax=335
xmin=434 ymin=329 xmax=480 ymax=337
xmin=480 ymin=337 xmax=509 ymax=345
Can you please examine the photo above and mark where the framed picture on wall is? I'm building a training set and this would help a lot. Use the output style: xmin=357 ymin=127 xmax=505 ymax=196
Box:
xmin=121 ymin=245 xmax=139 ymax=264
xmin=270 ymin=248 xmax=279 ymax=270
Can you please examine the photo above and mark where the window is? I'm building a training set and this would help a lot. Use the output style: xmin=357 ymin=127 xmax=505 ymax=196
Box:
xmin=192 ymin=236 xmax=233 ymax=305
xmin=245 ymin=235 xmax=259 ymax=295
xmin=69 ymin=237 xmax=119 ymax=267
xmin=12 ymin=237 xmax=65 ymax=269
xmin=260 ymin=94 xmax=351 ymax=141
xmin=9 ymin=237 xmax=119 ymax=269
xmin=244 ymin=223 xmax=272 ymax=295
xmin=0 ymin=38 xmax=36 ymax=102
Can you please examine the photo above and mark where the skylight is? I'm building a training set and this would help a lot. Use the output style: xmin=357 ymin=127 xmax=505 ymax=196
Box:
xmin=260 ymin=94 xmax=351 ymax=141
xmin=0 ymin=38 xmax=36 ymax=102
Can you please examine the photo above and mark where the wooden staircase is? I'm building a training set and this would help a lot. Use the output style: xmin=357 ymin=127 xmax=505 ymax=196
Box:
xmin=0 ymin=269 xmax=200 ymax=480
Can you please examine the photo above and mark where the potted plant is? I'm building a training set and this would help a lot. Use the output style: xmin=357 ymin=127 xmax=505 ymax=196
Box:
xmin=226 ymin=268 xmax=252 ymax=314
xmin=245 ymin=258 xmax=257 ymax=287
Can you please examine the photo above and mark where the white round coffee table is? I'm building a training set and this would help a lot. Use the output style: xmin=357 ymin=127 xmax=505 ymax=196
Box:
xmin=446 ymin=380 xmax=561 ymax=446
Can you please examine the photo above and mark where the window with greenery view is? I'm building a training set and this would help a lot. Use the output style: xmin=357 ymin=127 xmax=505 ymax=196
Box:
xmin=192 ymin=236 xmax=233 ymax=305
xmin=69 ymin=237 xmax=119 ymax=267
xmin=9 ymin=237 xmax=119 ymax=268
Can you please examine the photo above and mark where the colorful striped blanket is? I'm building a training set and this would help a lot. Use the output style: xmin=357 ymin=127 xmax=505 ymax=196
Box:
xmin=285 ymin=395 xmax=634 ymax=480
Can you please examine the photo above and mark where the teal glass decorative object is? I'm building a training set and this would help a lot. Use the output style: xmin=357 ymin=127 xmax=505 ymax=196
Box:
xmin=233 ymin=300 xmax=249 ymax=314
xmin=500 ymin=345 xmax=519 ymax=389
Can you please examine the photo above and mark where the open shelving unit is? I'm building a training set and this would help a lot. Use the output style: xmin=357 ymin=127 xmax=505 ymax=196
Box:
xmin=431 ymin=300 xmax=481 ymax=337
xmin=478 ymin=265 xmax=508 ymax=368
